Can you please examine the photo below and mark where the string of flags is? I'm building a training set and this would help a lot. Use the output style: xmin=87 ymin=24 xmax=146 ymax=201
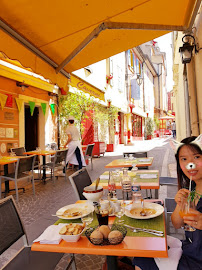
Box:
xmin=0 ymin=94 xmax=56 ymax=116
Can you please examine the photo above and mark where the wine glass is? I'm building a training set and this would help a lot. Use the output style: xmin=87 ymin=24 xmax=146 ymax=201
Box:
xmin=114 ymin=202 xmax=125 ymax=224
xmin=179 ymin=198 xmax=196 ymax=231
xmin=81 ymin=212 xmax=93 ymax=229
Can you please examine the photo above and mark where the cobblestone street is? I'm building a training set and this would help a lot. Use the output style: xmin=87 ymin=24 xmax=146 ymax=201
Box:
xmin=0 ymin=137 xmax=184 ymax=269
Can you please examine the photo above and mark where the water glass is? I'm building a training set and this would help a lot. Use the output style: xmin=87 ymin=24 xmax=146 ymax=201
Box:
xmin=81 ymin=212 xmax=94 ymax=228
xmin=114 ymin=202 xmax=125 ymax=224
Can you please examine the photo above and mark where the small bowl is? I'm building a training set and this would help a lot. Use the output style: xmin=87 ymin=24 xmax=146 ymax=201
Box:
xmin=60 ymin=223 xmax=85 ymax=242
xmin=83 ymin=185 xmax=103 ymax=202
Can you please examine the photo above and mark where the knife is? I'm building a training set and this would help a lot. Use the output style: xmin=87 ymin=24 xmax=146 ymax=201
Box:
xmin=124 ymin=224 xmax=164 ymax=234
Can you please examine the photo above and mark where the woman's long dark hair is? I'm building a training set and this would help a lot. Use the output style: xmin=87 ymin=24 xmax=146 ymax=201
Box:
xmin=175 ymin=136 xmax=201 ymax=190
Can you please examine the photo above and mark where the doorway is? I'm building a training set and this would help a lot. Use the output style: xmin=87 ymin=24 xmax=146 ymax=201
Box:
xmin=25 ymin=105 xmax=39 ymax=151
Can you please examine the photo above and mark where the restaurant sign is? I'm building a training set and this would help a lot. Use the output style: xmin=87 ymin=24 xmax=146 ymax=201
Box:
xmin=70 ymin=75 xmax=105 ymax=101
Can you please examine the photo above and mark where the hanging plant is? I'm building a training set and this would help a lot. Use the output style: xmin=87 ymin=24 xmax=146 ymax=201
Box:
xmin=106 ymin=74 xmax=113 ymax=84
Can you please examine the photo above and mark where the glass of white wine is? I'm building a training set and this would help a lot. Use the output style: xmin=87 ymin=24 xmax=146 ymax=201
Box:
xmin=81 ymin=212 xmax=93 ymax=229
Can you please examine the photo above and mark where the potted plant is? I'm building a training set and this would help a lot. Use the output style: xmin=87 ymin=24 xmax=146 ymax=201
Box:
xmin=145 ymin=117 xmax=154 ymax=140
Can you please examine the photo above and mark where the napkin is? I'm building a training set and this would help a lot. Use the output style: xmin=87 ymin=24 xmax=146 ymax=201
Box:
xmin=100 ymin=174 xmax=109 ymax=180
xmin=154 ymin=235 xmax=182 ymax=270
xmin=139 ymin=174 xmax=157 ymax=179
xmin=33 ymin=223 xmax=67 ymax=244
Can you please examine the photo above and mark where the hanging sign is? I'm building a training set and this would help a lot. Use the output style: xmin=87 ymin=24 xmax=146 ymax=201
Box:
xmin=50 ymin=103 xmax=56 ymax=115
xmin=0 ymin=93 xmax=8 ymax=110
xmin=15 ymin=98 xmax=23 ymax=112
xmin=41 ymin=103 xmax=47 ymax=116
xmin=29 ymin=101 xmax=35 ymax=116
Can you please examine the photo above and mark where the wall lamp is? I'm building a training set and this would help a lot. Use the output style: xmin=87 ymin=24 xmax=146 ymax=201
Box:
xmin=179 ymin=34 xmax=199 ymax=64
xmin=136 ymin=74 xmax=143 ymax=86
xmin=16 ymin=81 xmax=29 ymax=92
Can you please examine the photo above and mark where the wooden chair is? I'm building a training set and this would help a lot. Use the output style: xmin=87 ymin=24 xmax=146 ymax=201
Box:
xmin=0 ymin=155 xmax=36 ymax=202
xmin=0 ymin=195 xmax=66 ymax=270
xmin=69 ymin=168 xmax=92 ymax=200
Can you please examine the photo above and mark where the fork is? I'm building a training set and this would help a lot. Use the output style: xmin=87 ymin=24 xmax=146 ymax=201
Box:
xmin=125 ymin=225 xmax=164 ymax=236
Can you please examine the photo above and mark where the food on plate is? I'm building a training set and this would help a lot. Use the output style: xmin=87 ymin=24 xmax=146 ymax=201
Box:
xmin=90 ymin=229 xmax=103 ymax=244
xmin=130 ymin=208 xmax=156 ymax=217
xmin=108 ymin=230 xmax=123 ymax=244
xmin=99 ymin=225 xmax=110 ymax=239
xmin=61 ymin=208 xmax=85 ymax=218
xmin=59 ymin=223 xmax=85 ymax=235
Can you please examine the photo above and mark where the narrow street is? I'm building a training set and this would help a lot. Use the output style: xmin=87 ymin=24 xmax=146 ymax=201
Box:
xmin=0 ymin=137 xmax=184 ymax=270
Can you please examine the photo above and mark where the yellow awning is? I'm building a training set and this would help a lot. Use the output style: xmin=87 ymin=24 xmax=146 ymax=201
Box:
xmin=70 ymin=75 xmax=105 ymax=101
xmin=0 ymin=0 xmax=200 ymax=89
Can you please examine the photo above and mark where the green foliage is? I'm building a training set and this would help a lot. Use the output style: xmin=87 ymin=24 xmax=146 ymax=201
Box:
xmin=59 ymin=92 xmax=95 ymax=144
xmin=154 ymin=116 xmax=160 ymax=130
xmin=59 ymin=91 xmax=119 ymax=145
xmin=145 ymin=117 xmax=154 ymax=136
xmin=188 ymin=190 xmax=202 ymax=202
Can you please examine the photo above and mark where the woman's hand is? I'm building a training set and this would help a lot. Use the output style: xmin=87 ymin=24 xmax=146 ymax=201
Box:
xmin=183 ymin=209 xmax=202 ymax=230
xmin=175 ymin=188 xmax=190 ymax=206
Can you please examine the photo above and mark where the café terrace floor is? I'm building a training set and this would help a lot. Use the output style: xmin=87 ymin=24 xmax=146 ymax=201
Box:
xmin=0 ymin=137 xmax=184 ymax=270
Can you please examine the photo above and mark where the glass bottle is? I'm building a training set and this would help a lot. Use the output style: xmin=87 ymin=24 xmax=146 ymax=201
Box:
xmin=131 ymin=177 xmax=142 ymax=203
xmin=121 ymin=168 xmax=132 ymax=200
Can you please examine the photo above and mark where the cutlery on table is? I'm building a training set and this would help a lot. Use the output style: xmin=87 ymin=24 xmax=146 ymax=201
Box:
xmin=125 ymin=225 xmax=164 ymax=236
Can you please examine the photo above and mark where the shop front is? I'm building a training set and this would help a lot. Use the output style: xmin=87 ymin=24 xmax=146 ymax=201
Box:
xmin=0 ymin=61 xmax=56 ymax=156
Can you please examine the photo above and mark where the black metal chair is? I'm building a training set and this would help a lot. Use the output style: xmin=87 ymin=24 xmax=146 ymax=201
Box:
xmin=0 ymin=155 xmax=36 ymax=202
xmin=164 ymin=198 xmax=177 ymax=235
xmin=40 ymin=149 xmax=68 ymax=183
xmin=69 ymin=168 xmax=92 ymax=200
xmin=84 ymin=144 xmax=95 ymax=170
xmin=0 ymin=195 xmax=65 ymax=270
xmin=10 ymin=147 xmax=26 ymax=156
xmin=159 ymin=176 xmax=178 ymax=186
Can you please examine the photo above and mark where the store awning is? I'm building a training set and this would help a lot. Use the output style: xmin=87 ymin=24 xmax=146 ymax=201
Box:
xmin=0 ymin=0 xmax=201 ymax=88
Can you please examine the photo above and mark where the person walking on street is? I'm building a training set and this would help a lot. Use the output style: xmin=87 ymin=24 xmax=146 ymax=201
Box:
xmin=172 ymin=120 xmax=176 ymax=138
xmin=64 ymin=116 xmax=86 ymax=171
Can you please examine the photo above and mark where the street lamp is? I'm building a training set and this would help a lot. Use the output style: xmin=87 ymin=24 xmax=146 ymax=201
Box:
xmin=179 ymin=34 xmax=198 ymax=64
xmin=136 ymin=74 xmax=143 ymax=86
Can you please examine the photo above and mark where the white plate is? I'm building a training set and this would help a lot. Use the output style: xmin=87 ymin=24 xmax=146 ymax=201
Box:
xmin=125 ymin=202 xmax=164 ymax=219
xmin=56 ymin=203 xmax=94 ymax=220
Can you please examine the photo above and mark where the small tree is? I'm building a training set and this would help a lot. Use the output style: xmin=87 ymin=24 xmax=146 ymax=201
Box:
xmin=59 ymin=92 xmax=95 ymax=145
xmin=145 ymin=117 xmax=154 ymax=138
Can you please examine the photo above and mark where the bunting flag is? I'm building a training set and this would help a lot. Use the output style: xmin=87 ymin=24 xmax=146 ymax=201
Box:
xmin=50 ymin=103 xmax=56 ymax=115
xmin=29 ymin=101 xmax=35 ymax=116
xmin=41 ymin=103 xmax=47 ymax=116
xmin=15 ymin=98 xmax=23 ymax=112
xmin=6 ymin=94 xmax=13 ymax=107
xmin=0 ymin=93 xmax=8 ymax=110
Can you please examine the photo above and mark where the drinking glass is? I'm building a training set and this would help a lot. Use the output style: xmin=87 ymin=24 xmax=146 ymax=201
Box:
xmin=81 ymin=212 xmax=94 ymax=228
xmin=179 ymin=198 xmax=196 ymax=231
xmin=114 ymin=202 xmax=125 ymax=224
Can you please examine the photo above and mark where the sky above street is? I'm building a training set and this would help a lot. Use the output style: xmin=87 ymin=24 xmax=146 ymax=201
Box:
xmin=154 ymin=33 xmax=174 ymax=92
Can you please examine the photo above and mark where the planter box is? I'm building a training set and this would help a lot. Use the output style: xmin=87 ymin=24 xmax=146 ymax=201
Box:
xmin=147 ymin=135 xmax=152 ymax=140
xmin=92 ymin=142 xmax=106 ymax=157
xmin=106 ymin=143 xmax=114 ymax=152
